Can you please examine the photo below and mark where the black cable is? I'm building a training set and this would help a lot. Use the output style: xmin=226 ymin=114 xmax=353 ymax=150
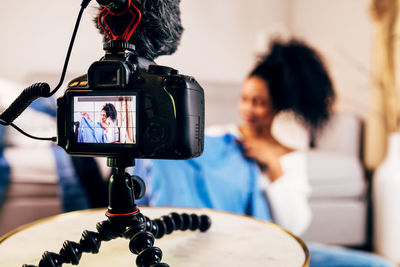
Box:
xmin=6 ymin=121 xmax=56 ymax=142
xmin=48 ymin=3 xmax=88 ymax=97
xmin=0 ymin=0 xmax=92 ymax=142
xmin=81 ymin=0 xmax=92 ymax=9
xmin=0 ymin=83 xmax=50 ymax=124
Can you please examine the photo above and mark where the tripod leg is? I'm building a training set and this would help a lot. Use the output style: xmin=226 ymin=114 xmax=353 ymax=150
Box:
xmin=125 ymin=211 xmax=211 ymax=267
xmin=146 ymin=212 xmax=212 ymax=239
xmin=128 ymin=230 xmax=165 ymax=267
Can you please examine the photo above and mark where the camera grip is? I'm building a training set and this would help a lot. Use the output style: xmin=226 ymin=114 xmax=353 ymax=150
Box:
xmin=0 ymin=82 xmax=50 ymax=124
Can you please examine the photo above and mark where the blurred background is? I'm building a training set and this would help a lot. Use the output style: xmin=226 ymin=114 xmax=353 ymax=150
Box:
xmin=1 ymin=0 xmax=400 ymax=265
xmin=0 ymin=0 xmax=372 ymax=130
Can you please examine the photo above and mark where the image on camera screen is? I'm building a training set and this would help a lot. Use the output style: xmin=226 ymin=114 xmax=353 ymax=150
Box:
xmin=73 ymin=96 xmax=136 ymax=144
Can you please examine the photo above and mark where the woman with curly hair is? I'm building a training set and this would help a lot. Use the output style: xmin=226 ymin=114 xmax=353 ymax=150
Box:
xmin=100 ymin=103 xmax=119 ymax=143
xmin=201 ymin=38 xmax=335 ymax=235
xmin=137 ymin=38 xmax=334 ymax=231
xmin=136 ymin=38 xmax=395 ymax=266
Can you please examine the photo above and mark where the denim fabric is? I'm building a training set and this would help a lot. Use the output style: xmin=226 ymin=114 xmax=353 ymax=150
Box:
xmin=51 ymin=145 xmax=90 ymax=211
xmin=29 ymin=97 xmax=57 ymax=117
xmin=308 ymin=243 xmax=396 ymax=267
xmin=0 ymin=125 xmax=9 ymax=205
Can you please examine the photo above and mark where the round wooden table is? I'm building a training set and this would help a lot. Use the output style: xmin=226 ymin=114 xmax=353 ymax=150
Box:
xmin=0 ymin=207 xmax=309 ymax=266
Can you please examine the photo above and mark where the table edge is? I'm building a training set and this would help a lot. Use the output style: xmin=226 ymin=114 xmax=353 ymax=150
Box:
xmin=0 ymin=206 xmax=310 ymax=266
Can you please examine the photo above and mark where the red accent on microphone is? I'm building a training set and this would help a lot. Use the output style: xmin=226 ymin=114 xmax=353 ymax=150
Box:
xmin=98 ymin=0 xmax=142 ymax=42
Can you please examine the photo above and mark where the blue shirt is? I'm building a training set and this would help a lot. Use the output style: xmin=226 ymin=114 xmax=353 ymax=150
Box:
xmin=134 ymin=134 xmax=271 ymax=221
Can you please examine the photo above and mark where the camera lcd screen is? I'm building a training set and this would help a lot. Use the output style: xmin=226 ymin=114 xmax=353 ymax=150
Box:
xmin=73 ymin=95 xmax=136 ymax=144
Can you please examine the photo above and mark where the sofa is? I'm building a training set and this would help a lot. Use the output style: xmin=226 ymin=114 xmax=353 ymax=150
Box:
xmin=301 ymin=112 xmax=367 ymax=246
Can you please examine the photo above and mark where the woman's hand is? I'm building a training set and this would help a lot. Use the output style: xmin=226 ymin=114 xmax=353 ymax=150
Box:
xmin=239 ymin=137 xmax=284 ymax=182
xmin=81 ymin=112 xmax=91 ymax=120
xmin=100 ymin=121 xmax=109 ymax=132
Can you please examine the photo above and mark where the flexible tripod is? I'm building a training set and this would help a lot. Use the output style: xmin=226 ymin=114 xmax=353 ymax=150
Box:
xmin=23 ymin=157 xmax=212 ymax=267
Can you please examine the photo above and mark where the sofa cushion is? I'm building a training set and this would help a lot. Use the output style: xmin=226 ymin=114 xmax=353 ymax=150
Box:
xmin=4 ymin=147 xmax=58 ymax=184
xmin=314 ymin=113 xmax=362 ymax=157
xmin=306 ymin=151 xmax=366 ymax=199
xmin=301 ymin=199 xmax=367 ymax=246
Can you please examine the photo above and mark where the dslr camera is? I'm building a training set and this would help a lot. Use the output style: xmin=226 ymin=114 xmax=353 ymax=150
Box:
xmin=57 ymin=41 xmax=205 ymax=159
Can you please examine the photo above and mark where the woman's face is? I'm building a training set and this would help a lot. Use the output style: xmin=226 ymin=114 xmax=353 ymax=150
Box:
xmin=100 ymin=110 xmax=107 ymax=123
xmin=238 ymin=76 xmax=276 ymax=131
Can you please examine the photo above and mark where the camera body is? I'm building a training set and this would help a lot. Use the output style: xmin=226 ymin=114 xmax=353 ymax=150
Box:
xmin=57 ymin=48 xmax=204 ymax=159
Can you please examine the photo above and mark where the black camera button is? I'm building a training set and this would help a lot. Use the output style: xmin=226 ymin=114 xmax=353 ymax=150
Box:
xmin=144 ymin=96 xmax=153 ymax=109
xmin=164 ymin=76 xmax=186 ymax=89
xmin=145 ymin=122 xmax=167 ymax=143
xmin=146 ymin=108 xmax=154 ymax=119
xmin=135 ymin=75 xmax=145 ymax=84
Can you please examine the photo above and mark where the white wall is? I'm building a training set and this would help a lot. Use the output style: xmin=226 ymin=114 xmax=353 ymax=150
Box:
xmin=158 ymin=0 xmax=290 ymax=83
xmin=0 ymin=0 xmax=104 ymax=86
xmin=0 ymin=0 xmax=372 ymax=120
xmin=289 ymin=0 xmax=372 ymax=118
xmin=0 ymin=0 xmax=289 ymax=84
